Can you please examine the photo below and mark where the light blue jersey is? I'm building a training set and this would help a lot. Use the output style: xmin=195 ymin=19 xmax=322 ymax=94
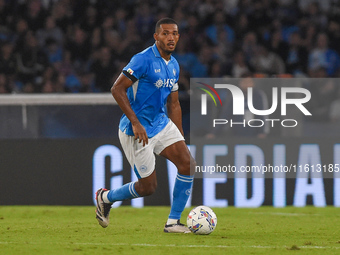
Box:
xmin=120 ymin=43 xmax=180 ymax=138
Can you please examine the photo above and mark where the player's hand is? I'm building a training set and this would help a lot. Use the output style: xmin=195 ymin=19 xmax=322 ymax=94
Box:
xmin=132 ymin=122 xmax=148 ymax=147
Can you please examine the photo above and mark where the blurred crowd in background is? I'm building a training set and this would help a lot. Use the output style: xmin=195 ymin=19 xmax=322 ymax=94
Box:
xmin=0 ymin=0 xmax=340 ymax=95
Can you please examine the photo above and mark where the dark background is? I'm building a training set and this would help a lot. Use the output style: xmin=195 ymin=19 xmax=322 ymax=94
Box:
xmin=0 ymin=138 xmax=337 ymax=206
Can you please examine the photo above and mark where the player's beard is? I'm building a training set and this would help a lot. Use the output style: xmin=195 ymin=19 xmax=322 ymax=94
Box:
xmin=164 ymin=48 xmax=174 ymax=55
xmin=159 ymin=41 xmax=175 ymax=55
xmin=166 ymin=42 xmax=176 ymax=53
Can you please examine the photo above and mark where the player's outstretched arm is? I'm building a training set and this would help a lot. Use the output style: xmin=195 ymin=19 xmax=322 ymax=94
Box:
xmin=111 ymin=73 xmax=148 ymax=146
xmin=167 ymin=91 xmax=184 ymax=136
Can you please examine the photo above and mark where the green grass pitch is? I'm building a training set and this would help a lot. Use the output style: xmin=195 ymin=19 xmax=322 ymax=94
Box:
xmin=0 ymin=206 xmax=339 ymax=254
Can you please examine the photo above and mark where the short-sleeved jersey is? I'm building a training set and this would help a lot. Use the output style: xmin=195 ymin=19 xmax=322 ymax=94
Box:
xmin=120 ymin=43 xmax=180 ymax=138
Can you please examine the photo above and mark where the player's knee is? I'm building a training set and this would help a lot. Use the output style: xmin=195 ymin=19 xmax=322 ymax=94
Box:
xmin=140 ymin=186 xmax=156 ymax=197
xmin=146 ymin=183 xmax=157 ymax=196
xmin=138 ymin=181 xmax=157 ymax=197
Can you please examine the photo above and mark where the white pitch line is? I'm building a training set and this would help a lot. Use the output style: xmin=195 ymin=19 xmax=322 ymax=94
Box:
xmin=249 ymin=212 xmax=320 ymax=216
xmin=0 ymin=241 xmax=339 ymax=249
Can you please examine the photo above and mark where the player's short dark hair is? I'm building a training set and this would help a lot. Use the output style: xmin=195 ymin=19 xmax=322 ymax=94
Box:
xmin=155 ymin=18 xmax=178 ymax=32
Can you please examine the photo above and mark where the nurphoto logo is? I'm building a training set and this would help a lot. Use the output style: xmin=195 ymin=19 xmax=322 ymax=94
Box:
xmin=199 ymin=82 xmax=312 ymax=128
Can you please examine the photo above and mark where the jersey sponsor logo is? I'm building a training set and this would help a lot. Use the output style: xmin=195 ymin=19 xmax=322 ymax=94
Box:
xmin=155 ymin=78 xmax=163 ymax=88
xmin=127 ymin=68 xmax=134 ymax=75
xmin=154 ymin=78 xmax=176 ymax=89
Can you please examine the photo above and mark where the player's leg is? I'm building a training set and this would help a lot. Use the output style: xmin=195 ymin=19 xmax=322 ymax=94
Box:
xmin=134 ymin=170 xmax=157 ymax=196
xmin=95 ymin=171 xmax=157 ymax=228
xmin=160 ymin=140 xmax=195 ymax=233
xmin=103 ymin=170 xmax=157 ymax=202
xmin=153 ymin=120 xmax=195 ymax=233
xmin=95 ymin=130 xmax=157 ymax=228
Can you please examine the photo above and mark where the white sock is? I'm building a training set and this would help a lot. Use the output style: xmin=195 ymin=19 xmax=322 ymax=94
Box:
xmin=102 ymin=191 xmax=111 ymax=203
xmin=166 ymin=218 xmax=179 ymax=225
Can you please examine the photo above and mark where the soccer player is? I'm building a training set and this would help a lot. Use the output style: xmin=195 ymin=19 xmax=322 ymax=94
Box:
xmin=95 ymin=18 xmax=195 ymax=233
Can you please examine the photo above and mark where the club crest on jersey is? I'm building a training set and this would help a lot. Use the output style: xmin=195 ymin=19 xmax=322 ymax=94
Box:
xmin=140 ymin=165 xmax=147 ymax=173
